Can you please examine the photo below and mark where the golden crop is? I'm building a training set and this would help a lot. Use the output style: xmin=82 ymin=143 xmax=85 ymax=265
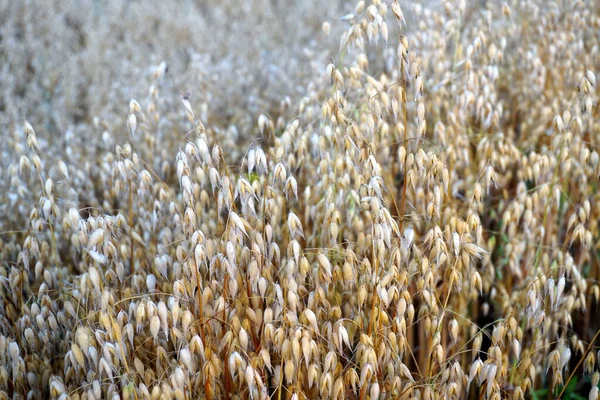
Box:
xmin=0 ymin=0 xmax=599 ymax=399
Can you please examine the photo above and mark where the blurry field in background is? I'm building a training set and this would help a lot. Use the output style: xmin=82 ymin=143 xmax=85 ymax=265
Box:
xmin=0 ymin=0 xmax=600 ymax=399
xmin=0 ymin=0 xmax=346 ymax=135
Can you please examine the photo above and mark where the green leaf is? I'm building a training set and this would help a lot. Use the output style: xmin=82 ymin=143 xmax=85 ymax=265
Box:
xmin=532 ymin=388 xmax=548 ymax=400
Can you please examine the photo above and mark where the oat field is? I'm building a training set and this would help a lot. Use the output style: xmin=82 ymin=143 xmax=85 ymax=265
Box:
xmin=1 ymin=0 xmax=599 ymax=399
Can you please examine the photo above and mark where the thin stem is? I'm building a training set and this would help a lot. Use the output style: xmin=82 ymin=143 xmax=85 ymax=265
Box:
xmin=557 ymin=328 xmax=600 ymax=399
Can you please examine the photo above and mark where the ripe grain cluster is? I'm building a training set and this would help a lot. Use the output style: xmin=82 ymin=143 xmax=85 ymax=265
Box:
xmin=0 ymin=0 xmax=599 ymax=399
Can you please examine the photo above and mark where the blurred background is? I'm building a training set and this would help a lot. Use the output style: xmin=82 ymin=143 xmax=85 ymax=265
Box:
xmin=0 ymin=0 xmax=351 ymax=137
